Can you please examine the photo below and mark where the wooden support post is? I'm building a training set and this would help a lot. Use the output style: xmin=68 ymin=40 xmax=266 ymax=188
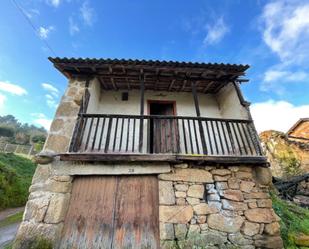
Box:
xmin=191 ymin=81 xmax=207 ymax=154
xmin=139 ymin=74 xmax=145 ymax=153
xmin=233 ymin=81 xmax=263 ymax=155
xmin=69 ymin=79 xmax=90 ymax=152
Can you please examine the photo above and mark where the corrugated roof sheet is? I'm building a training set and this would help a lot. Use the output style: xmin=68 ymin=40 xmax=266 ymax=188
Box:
xmin=48 ymin=57 xmax=250 ymax=72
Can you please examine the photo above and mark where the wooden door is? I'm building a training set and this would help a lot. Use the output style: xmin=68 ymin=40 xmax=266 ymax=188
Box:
xmin=59 ymin=176 xmax=159 ymax=249
xmin=149 ymin=101 xmax=179 ymax=153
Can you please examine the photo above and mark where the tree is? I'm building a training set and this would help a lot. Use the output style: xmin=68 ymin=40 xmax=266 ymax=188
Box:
xmin=0 ymin=126 xmax=15 ymax=137
xmin=31 ymin=134 xmax=46 ymax=144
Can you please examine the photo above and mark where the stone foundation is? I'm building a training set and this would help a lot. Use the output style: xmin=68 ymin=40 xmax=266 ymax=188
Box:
xmin=158 ymin=164 xmax=283 ymax=249
xmin=14 ymin=161 xmax=283 ymax=249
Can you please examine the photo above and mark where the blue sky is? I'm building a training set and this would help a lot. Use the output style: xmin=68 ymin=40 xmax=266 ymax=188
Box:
xmin=0 ymin=0 xmax=309 ymax=132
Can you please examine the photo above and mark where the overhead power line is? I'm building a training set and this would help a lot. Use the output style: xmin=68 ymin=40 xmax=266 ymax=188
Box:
xmin=10 ymin=0 xmax=57 ymax=57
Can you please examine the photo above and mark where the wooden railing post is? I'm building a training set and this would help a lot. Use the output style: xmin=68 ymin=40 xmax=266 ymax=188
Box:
xmin=139 ymin=74 xmax=145 ymax=153
xmin=191 ymin=81 xmax=207 ymax=154
xmin=69 ymin=113 xmax=262 ymax=157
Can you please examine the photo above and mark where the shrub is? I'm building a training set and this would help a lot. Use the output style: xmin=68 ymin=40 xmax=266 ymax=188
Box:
xmin=271 ymin=192 xmax=309 ymax=249
xmin=0 ymin=126 xmax=15 ymax=137
xmin=0 ymin=153 xmax=36 ymax=210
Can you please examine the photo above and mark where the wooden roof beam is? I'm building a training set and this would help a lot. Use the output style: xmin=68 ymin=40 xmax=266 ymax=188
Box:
xmin=111 ymin=78 xmax=118 ymax=90
xmin=203 ymin=81 xmax=214 ymax=93
xmin=97 ymin=77 xmax=109 ymax=90
xmin=180 ymin=80 xmax=187 ymax=91
xmin=168 ymin=79 xmax=176 ymax=91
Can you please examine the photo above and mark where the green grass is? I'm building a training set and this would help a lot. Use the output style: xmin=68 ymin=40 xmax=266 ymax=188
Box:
xmin=0 ymin=211 xmax=23 ymax=228
xmin=271 ymin=192 xmax=309 ymax=249
xmin=0 ymin=152 xmax=37 ymax=210
xmin=3 ymin=243 xmax=13 ymax=249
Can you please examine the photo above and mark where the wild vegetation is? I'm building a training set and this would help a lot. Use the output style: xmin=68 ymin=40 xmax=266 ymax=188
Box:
xmin=0 ymin=115 xmax=47 ymax=151
xmin=271 ymin=192 xmax=309 ymax=249
xmin=0 ymin=152 xmax=37 ymax=210
xmin=260 ymin=130 xmax=307 ymax=178
xmin=0 ymin=211 xmax=23 ymax=228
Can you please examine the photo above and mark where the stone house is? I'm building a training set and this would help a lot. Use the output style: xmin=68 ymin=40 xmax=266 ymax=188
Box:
xmin=14 ymin=58 xmax=283 ymax=249
xmin=287 ymin=118 xmax=309 ymax=142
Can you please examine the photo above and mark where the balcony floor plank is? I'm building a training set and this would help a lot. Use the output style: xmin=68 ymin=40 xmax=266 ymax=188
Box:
xmin=59 ymin=153 xmax=269 ymax=166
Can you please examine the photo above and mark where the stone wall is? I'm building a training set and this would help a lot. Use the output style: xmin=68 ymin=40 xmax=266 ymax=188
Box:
xmin=13 ymin=165 xmax=72 ymax=248
xmin=260 ymin=130 xmax=309 ymax=177
xmin=14 ymin=161 xmax=282 ymax=249
xmin=158 ymin=164 xmax=283 ymax=249
xmin=44 ymin=78 xmax=86 ymax=154
xmin=13 ymin=78 xmax=86 ymax=249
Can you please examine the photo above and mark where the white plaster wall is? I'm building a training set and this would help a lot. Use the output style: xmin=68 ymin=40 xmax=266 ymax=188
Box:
xmin=87 ymin=78 xmax=101 ymax=113
xmin=95 ymin=89 xmax=221 ymax=118
xmin=216 ymin=83 xmax=249 ymax=120
xmin=81 ymin=79 xmax=254 ymax=155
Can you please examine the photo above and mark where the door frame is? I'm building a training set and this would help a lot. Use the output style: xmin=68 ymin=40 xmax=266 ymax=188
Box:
xmin=147 ymin=100 xmax=179 ymax=153
xmin=147 ymin=99 xmax=177 ymax=116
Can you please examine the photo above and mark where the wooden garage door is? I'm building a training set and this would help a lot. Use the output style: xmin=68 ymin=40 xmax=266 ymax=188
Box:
xmin=59 ymin=176 xmax=159 ymax=249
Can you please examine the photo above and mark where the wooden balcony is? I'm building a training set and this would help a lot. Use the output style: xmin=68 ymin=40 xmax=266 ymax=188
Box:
xmin=61 ymin=113 xmax=267 ymax=165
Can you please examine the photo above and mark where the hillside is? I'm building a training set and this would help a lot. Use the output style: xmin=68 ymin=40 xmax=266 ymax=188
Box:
xmin=0 ymin=115 xmax=47 ymax=153
xmin=0 ymin=153 xmax=37 ymax=210
xmin=260 ymin=130 xmax=309 ymax=178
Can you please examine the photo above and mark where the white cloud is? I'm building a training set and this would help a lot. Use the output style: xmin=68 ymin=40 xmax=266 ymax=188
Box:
xmin=41 ymin=83 xmax=59 ymax=108
xmin=264 ymin=69 xmax=307 ymax=83
xmin=0 ymin=93 xmax=6 ymax=110
xmin=38 ymin=26 xmax=54 ymax=39
xmin=41 ymin=83 xmax=59 ymax=96
xmin=0 ymin=81 xmax=27 ymax=95
xmin=45 ymin=94 xmax=54 ymax=100
xmin=46 ymin=99 xmax=57 ymax=108
xmin=203 ymin=17 xmax=229 ymax=45
xmin=80 ymin=1 xmax=95 ymax=26
xmin=261 ymin=1 xmax=309 ymax=64
xmin=31 ymin=113 xmax=52 ymax=130
xmin=69 ymin=17 xmax=80 ymax=35
xmin=45 ymin=93 xmax=57 ymax=108
xmin=31 ymin=113 xmax=46 ymax=119
xmin=251 ymin=100 xmax=309 ymax=133
xmin=47 ymin=0 xmax=61 ymax=7
xmin=24 ymin=8 xmax=40 ymax=19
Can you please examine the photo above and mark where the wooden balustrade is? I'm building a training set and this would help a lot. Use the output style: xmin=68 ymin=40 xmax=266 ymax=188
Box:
xmin=69 ymin=113 xmax=263 ymax=157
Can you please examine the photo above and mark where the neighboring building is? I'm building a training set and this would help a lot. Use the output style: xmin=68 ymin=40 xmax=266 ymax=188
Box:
xmin=260 ymin=119 xmax=309 ymax=178
xmin=287 ymin=118 xmax=309 ymax=142
xmin=14 ymin=58 xmax=282 ymax=249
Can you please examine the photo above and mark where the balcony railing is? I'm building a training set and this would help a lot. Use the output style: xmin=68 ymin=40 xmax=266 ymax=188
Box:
xmin=69 ymin=114 xmax=263 ymax=156
xmin=69 ymin=113 xmax=263 ymax=157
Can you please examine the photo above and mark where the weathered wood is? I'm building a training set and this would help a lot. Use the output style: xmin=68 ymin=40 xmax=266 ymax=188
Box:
xmin=85 ymin=117 xmax=94 ymax=151
xmin=69 ymin=113 xmax=262 ymax=157
xmin=139 ymin=76 xmax=145 ymax=153
xmin=60 ymin=176 xmax=117 ymax=248
xmin=126 ymin=118 xmax=130 ymax=152
xmin=69 ymin=88 xmax=90 ymax=152
xmin=91 ymin=117 xmax=100 ymax=150
xmin=104 ymin=118 xmax=113 ymax=153
xmin=60 ymin=176 xmax=159 ymax=249
xmin=98 ymin=117 xmax=106 ymax=151
xmin=119 ymin=118 xmax=125 ymax=151
xmin=182 ymin=119 xmax=188 ymax=154
xmin=112 ymin=176 xmax=159 ymax=249
xmin=59 ymin=152 xmax=268 ymax=165
xmin=112 ymin=118 xmax=119 ymax=151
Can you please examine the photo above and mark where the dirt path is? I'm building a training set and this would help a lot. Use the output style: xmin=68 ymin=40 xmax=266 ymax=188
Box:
xmin=0 ymin=223 xmax=20 ymax=248
xmin=0 ymin=207 xmax=24 ymax=222
xmin=0 ymin=207 xmax=24 ymax=248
